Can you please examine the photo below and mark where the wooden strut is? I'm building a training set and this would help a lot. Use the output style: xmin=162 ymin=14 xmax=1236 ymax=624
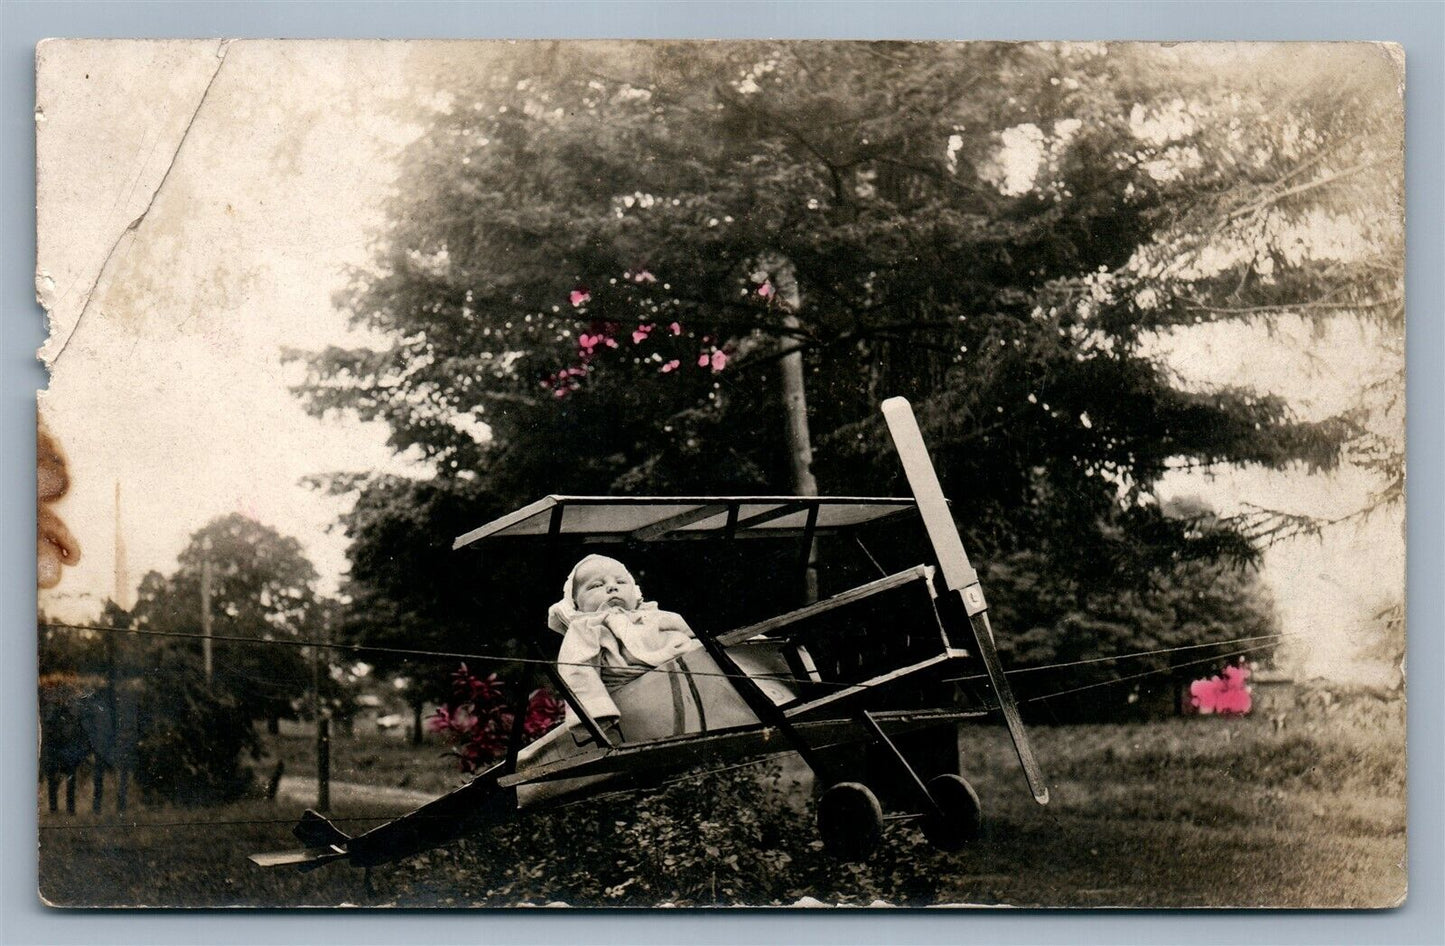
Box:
xmin=689 ymin=625 xmax=840 ymax=788
xmin=857 ymin=710 xmax=944 ymax=817
xmin=881 ymin=396 xmax=1050 ymax=805
xmin=697 ymin=629 xmax=949 ymax=822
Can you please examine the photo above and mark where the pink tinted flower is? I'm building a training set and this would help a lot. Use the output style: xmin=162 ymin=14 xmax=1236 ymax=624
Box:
xmin=449 ymin=705 xmax=477 ymax=732
xmin=603 ymin=337 xmax=618 ymax=349
xmin=426 ymin=707 xmax=453 ymax=733
xmin=757 ymin=280 xmax=775 ymax=299
xmin=632 ymin=323 xmax=654 ymax=344
xmin=698 ymin=353 xmax=710 ymax=368
xmin=570 ymin=289 xmax=591 ymax=307
xmin=632 ymin=269 xmax=657 ymax=284
xmin=660 ymin=359 xmax=681 ymax=374
xmin=470 ymin=673 xmax=502 ymax=702
xmin=1189 ymin=663 xmax=1253 ymax=715
xmin=669 ymin=322 xmax=682 ymax=336
xmin=524 ymin=688 xmax=565 ymax=738
xmin=710 ymin=349 xmax=729 ymax=372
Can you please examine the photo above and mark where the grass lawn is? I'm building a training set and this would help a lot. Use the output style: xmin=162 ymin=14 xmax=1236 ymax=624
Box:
xmin=258 ymin=724 xmax=466 ymax=797
xmin=38 ymin=701 xmax=1405 ymax=908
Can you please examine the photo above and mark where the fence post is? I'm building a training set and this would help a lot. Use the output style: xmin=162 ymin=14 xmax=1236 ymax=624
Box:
xmin=317 ymin=717 xmax=331 ymax=811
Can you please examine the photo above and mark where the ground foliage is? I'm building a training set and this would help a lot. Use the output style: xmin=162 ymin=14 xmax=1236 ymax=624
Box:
xmin=291 ymin=42 xmax=1401 ymax=704
xmin=447 ymin=762 xmax=956 ymax=907
xmin=39 ymin=701 xmax=1404 ymax=908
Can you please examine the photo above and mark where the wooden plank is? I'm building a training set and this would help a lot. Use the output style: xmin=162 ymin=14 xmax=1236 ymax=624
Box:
xmin=456 ymin=495 xmax=918 ymax=546
xmin=732 ymin=501 xmax=811 ymax=532
xmin=780 ymin=653 xmax=955 ymax=718
xmin=881 ymin=396 xmax=1049 ymax=805
xmin=969 ymin=611 xmax=1050 ymax=804
xmin=690 ymin=624 xmax=839 ymax=785
xmin=343 ymin=766 xmax=519 ymax=868
xmin=452 ymin=495 xmax=558 ymax=549
xmin=630 ymin=503 xmax=730 ymax=541
xmin=716 ymin=565 xmax=934 ymax=646
xmin=881 ymin=397 xmax=978 ymax=594
xmin=248 ymin=847 xmax=346 ymax=869
xmin=497 ymin=708 xmax=989 ymax=790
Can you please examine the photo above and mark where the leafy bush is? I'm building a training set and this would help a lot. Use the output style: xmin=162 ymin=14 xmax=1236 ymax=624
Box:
xmin=431 ymin=761 xmax=967 ymax=907
xmin=135 ymin=664 xmax=259 ymax=805
xmin=427 ymin=664 xmax=565 ymax=773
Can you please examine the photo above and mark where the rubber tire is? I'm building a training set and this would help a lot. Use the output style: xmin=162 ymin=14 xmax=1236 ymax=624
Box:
xmin=921 ymin=773 xmax=983 ymax=852
xmin=817 ymin=781 xmax=884 ymax=861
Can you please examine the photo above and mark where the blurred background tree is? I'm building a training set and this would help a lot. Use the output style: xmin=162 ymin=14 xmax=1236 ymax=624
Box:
xmin=292 ymin=42 xmax=1400 ymax=708
xmin=116 ymin=514 xmax=344 ymax=804
xmin=130 ymin=513 xmax=324 ymax=731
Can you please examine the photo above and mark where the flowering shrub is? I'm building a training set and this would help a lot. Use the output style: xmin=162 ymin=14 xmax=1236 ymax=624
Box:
xmin=1189 ymin=662 xmax=1253 ymax=715
xmin=428 ymin=664 xmax=565 ymax=773
xmin=541 ymin=268 xmax=752 ymax=398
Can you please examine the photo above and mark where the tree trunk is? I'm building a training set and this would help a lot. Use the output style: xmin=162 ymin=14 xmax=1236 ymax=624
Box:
xmin=772 ymin=261 xmax=819 ymax=604
xmin=411 ymin=699 xmax=424 ymax=746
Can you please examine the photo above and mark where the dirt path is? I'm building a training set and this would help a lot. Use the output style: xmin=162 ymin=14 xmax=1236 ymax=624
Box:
xmin=275 ymin=775 xmax=437 ymax=810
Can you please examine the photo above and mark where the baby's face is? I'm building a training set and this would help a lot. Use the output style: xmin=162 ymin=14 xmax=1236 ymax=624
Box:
xmin=573 ymin=557 xmax=640 ymax=613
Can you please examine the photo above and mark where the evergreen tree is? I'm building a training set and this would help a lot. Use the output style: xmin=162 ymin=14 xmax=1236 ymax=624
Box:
xmin=293 ymin=42 xmax=1399 ymax=686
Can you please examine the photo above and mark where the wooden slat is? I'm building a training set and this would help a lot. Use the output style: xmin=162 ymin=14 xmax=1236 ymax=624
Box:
xmin=780 ymin=653 xmax=955 ymax=718
xmin=881 ymin=396 xmax=1049 ymax=805
xmin=881 ymin=398 xmax=978 ymax=593
xmin=454 ymin=495 xmax=917 ymax=548
xmin=497 ymin=708 xmax=989 ymax=790
xmin=716 ymin=566 xmax=934 ymax=646
xmin=731 ymin=501 xmax=811 ymax=532
xmin=630 ymin=503 xmax=730 ymax=541
xmin=452 ymin=495 xmax=558 ymax=549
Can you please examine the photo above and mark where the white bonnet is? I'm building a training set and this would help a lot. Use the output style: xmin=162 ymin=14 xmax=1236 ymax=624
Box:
xmin=546 ymin=553 xmax=648 ymax=635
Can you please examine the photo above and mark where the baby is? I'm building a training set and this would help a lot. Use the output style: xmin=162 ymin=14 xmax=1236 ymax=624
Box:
xmin=549 ymin=554 xmax=698 ymax=728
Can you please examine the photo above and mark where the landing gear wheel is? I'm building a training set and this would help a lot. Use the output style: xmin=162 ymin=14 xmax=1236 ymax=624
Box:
xmin=817 ymin=781 xmax=884 ymax=861
xmin=921 ymin=773 xmax=982 ymax=852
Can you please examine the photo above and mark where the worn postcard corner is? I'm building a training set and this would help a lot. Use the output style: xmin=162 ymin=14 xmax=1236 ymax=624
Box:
xmin=36 ymin=39 xmax=1404 ymax=910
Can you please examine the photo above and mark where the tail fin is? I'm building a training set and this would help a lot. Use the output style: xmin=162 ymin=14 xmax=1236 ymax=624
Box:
xmin=248 ymin=809 xmax=354 ymax=871
xmin=294 ymin=808 xmax=351 ymax=849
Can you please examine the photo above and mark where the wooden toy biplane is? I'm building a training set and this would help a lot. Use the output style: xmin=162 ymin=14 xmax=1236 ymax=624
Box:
xmin=251 ymin=397 xmax=1049 ymax=870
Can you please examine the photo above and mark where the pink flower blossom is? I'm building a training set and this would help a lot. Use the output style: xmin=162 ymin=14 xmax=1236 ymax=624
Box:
xmin=660 ymin=359 xmax=681 ymax=373
xmin=1190 ymin=663 xmax=1253 ymax=715
xmin=449 ymin=705 xmax=477 ymax=732
xmin=426 ymin=706 xmax=454 ymax=733
xmin=632 ymin=323 xmax=654 ymax=344
xmin=669 ymin=322 xmax=682 ymax=336
xmin=697 ymin=348 xmax=730 ymax=372
xmin=757 ymin=280 xmax=775 ymax=299
xmin=570 ymin=288 xmax=591 ymax=307
xmin=524 ymin=689 xmax=564 ymax=738
xmin=632 ymin=269 xmax=657 ymax=284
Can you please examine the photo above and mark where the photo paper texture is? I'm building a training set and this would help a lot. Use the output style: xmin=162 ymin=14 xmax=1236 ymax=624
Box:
xmin=36 ymin=40 xmax=1405 ymax=908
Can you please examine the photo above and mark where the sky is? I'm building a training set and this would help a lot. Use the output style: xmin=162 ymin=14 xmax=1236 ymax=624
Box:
xmin=35 ymin=40 xmax=1404 ymax=686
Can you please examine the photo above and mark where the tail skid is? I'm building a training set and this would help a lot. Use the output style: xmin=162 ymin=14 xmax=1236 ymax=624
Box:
xmin=250 ymin=764 xmax=517 ymax=871
xmin=247 ymin=808 xmax=354 ymax=871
